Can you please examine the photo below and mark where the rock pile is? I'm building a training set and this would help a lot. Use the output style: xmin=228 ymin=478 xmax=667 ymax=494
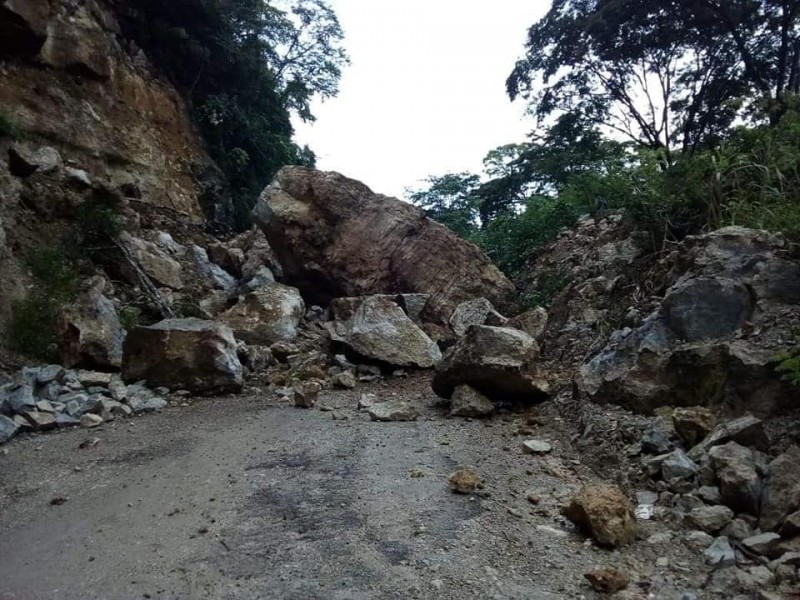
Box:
xmin=0 ymin=365 xmax=168 ymax=444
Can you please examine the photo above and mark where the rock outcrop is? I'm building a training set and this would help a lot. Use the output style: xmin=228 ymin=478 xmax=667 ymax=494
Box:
xmin=121 ymin=319 xmax=243 ymax=394
xmin=574 ymin=227 xmax=800 ymax=416
xmin=432 ymin=325 xmax=550 ymax=402
xmin=252 ymin=166 xmax=515 ymax=323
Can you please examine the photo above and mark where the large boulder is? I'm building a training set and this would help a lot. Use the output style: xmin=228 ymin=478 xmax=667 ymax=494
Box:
xmin=432 ymin=325 xmax=550 ymax=402
xmin=759 ymin=446 xmax=800 ymax=532
xmin=329 ymin=296 xmax=441 ymax=368
xmin=220 ymin=283 xmax=305 ymax=345
xmin=57 ymin=278 xmax=125 ymax=370
xmin=121 ymin=319 xmax=242 ymax=394
xmin=251 ymin=166 xmax=515 ymax=324
xmin=0 ymin=0 xmax=49 ymax=57
xmin=575 ymin=228 xmax=799 ymax=416
xmin=449 ymin=298 xmax=507 ymax=336
xmin=120 ymin=232 xmax=184 ymax=289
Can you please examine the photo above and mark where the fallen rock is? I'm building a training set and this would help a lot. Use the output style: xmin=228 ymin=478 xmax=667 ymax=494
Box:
xmin=334 ymin=296 xmax=442 ymax=368
xmin=368 ymin=400 xmax=419 ymax=422
xmin=584 ymin=567 xmax=630 ymax=594
xmin=120 ymin=232 xmax=183 ymax=289
xmin=448 ymin=468 xmax=483 ymax=494
xmin=0 ymin=415 xmax=20 ymax=443
xmin=331 ymin=371 xmax=357 ymax=390
xmin=742 ymin=532 xmax=781 ymax=557
xmin=673 ymin=406 xmax=716 ymax=449
xmin=562 ymin=484 xmax=639 ymax=547
xmin=522 ymin=439 xmax=552 ymax=455
xmin=704 ymin=536 xmax=736 ymax=567
xmin=294 ymin=381 xmax=320 ymax=408
xmin=121 ymin=319 xmax=243 ymax=394
xmin=685 ymin=530 xmax=715 ymax=551
xmin=1 ymin=383 xmax=36 ymax=413
xmin=190 ymin=245 xmax=237 ymax=292
xmin=506 ymin=307 xmax=548 ymax=341
xmin=432 ymin=325 xmax=549 ymax=402
xmin=449 ymin=385 xmax=494 ymax=418
xmin=688 ymin=415 xmax=768 ymax=460
xmin=708 ymin=442 xmax=762 ymax=515
xmin=80 ymin=413 xmax=103 ymax=428
xmin=7 ymin=144 xmax=62 ymax=177
xmin=686 ymin=505 xmax=734 ymax=533
xmin=220 ymin=283 xmax=304 ymax=345
xmin=759 ymin=445 xmax=800 ymax=532
xmin=358 ymin=393 xmax=377 ymax=410
xmin=661 ymin=449 xmax=699 ymax=482
xmin=21 ymin=410 xmax=57 ymax=431
xmin=641 ymin=417 xmax=672 ymax=454
xmin=252 ymin=166 xmax=515 ymax=323
xmin=449 ymin=298 xmax=507 ymax=336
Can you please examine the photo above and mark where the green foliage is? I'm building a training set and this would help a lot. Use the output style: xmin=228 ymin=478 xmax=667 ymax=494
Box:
xmin=0 ymin=111 xmax=23 ymax=140
xmin=76 ymin=195 xmax=123 ymax=247
xmin=407 ymin=173 xmax=482 ymax=238
xmin=520 ymin=268 xmax=571 ymax=309
xmin=9 ymin=248 xmax=80 ymax=361
xmin=116 ymin=0 xmax=347 ymax=229
xmin=773 ymin=347 xmax=800 ymax=388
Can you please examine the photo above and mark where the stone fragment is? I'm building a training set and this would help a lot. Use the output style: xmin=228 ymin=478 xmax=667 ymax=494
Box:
xmin=7 ymin=144 xmax=62 ymax=177
xmin=120 ymin=232 xmax=184 ymax=289
xmin=122 ymin=319 xmax=243 ymax=394
xmin=641 ymin=417 xmax=672 ymax=454
xmin=708 ymin=442 xmax=762 ymax=515
xmin=661 ymin=449 xmax=698 ymax=482
xmin=698 ymin=486 xmax=722 ymax=505
xmin=0 ymin=415 xmax=19 ymax=443
xmin=562 ymin=484 xmax=639 ymax=547
xmin=686 ymin=505 xmax=734 ymax=533
xmin=759 ymin=445 xmax=800 ymax=532
xmin=448 ymin=469 xmax=483 ymax=494
xmin=294 ymin=382 xmax=320 ymax=409
xmin=722 ymin=518 xmax=753 ymax=541
xmin=685 ymin=530 xmax=715 ymax=551
xmin=584 ymin=567 xmax=629 ymax=594
xmin=358 ymin=393 xmax=377 ymax=410
xmin=449 ymin=385 xmax=494 ymax=418
xmin=432 ymin=326 xmax=549 ymax=402
xmin=506 ymin=307 xmax=548 ymax=340
xmin=704 ymin=536 xmax=736 ymax=567
xmin=688 ymin=415 xmax=768 ymax=460
xmin=2 ymin=384 xmax=36 ymax=413
xmin=449 ymin=298 xmax=507 ymax=336
xmin=21 ymin=410 xmax=57 ymax=431
xmin=673 ymin=406 xmax=716 ymax=449
xmin=368 ymin=401 xmax=419 ymax=422
xmin=80 ymin=413 xmax=103 ymax=428
xmin=331 ymin=371 xmax=357 ymax=390
xmin=219 ymin=283 xmax=304 ymax=345
xmin=742 ymin=532 xmax=781 ymax=557
xmin=522 ymin=439 xmax=552 ymax=455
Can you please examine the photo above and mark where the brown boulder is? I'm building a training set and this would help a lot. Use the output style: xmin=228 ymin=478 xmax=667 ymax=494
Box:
xmin=251 ymin=166 xmax=514 ymax=324
xmin=219 ymin=283 xmax=305 ymax=345
xmin=562 ymin=484 xmax=639 ymax=547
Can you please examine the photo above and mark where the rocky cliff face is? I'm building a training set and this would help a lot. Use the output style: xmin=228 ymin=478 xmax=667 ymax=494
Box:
xmin=0 ymin=0 xmax=219 ymax=219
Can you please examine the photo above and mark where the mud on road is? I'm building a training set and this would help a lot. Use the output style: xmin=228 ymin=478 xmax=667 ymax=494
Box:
xmin=0 ymin=374 xmax=709 ymax=599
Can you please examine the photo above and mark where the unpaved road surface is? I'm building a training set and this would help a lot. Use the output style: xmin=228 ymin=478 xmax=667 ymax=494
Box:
xmin=0 ymin=374 xmax=708 ymax=599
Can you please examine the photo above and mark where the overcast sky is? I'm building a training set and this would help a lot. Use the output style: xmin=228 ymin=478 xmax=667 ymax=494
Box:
xmin=292 ymin=1 xmax=551 ymax=199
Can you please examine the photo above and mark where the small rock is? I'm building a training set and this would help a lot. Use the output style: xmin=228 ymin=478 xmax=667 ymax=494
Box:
xmin=703 ymin=536 xmax=736 ymax=567
xmin=0 ymin=415 xmax=20 ymax=444
xmin=332 ymin=371 xmax=357 ymax=390
xmin=522 ymin=439 xmax=552 ymax=455
xmin=294 ymin=381 xmax=321 ymax=408
xmin=79 ymin=437 xmax=101 ymax=449
xmin=722 ymin=518 xmax=753 ymax=541
xmin=448 ymin=468 xmax=483 ymax=494
xmin=641 ymin=417 xmax=672 ymax=454
xmin=662 ymin=449 xmax=698 ymax=481
xmin=21 ymin=410 xmax=58 ymax=431
xmin=50 ymin=496 xmax=68 ymax=506
xmin=708 ymin=441 xmax=762 ymax=515
xmin=673 ymin=406 xmax=716 ymax=449
xmin=688 ymin=415 xmax=767 ymax=460
xmin=80 ymin=414 xmax=103 ymax=428
xmin=368 ymin=400 xmax=419 ymax=422
xmin=697 ymin=486 xmax=722 ymax=505
xmin=742 ymin=532 xmax=781 ymax=557
xmin=685 ymin=530 xmax=715 ymax=551
xmin=686 ymin=505 xmax=734 ymax=533
xmin=357 ymin=393 xmax=377 ymax=410
xmin=584 ymin=567 xmax=630 ymax=593
xmin=331 ymin=411 xmax=349 ymax=421
xmin=562 ymin=484 xmax=639 ymax=547
xmin=449 ymin=385 xmax=494 ymax=418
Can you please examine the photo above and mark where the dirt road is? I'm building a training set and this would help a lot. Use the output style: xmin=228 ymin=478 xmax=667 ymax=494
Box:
xmin=0 ymin=374 xmax=707 ymax=599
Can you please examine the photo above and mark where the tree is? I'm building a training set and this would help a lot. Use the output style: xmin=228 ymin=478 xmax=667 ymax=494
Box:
xmin=507 ymin=0 xmax=750 ymax=158
xmin=407 ymin=173 xmax=481 ymax=238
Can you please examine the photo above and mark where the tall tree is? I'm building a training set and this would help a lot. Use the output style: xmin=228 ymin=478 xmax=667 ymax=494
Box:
xmin=507 ymin=0 xmax=752 ymax=158
xmin=407 ymin=173 xmax=481 ymax=238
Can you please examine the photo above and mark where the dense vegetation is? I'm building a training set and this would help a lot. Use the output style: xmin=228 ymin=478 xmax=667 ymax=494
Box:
xmin=410 ymin=0 xmax=800 ymax=277
xmin=115 ymin=0 xmax=347 ymax=229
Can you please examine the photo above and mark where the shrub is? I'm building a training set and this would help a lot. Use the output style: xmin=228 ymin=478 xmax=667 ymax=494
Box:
xmin=8 ymin=248 xmax=80 ymax=360
xmin=774 ymin=347 xmax=800 ymax=388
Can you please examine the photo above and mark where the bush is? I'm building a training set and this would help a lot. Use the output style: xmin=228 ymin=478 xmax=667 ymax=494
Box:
xmin=774 ymin=347 xmax=800 ymax=388
xmin=0 ymin=111 xmax=23 ymax=140
xmin=9 ymin=248 xmax=80 ymax=360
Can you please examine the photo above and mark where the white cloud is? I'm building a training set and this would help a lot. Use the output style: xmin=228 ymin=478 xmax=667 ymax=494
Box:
xmin=292 ymin=0 xmax=551 ymax=199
